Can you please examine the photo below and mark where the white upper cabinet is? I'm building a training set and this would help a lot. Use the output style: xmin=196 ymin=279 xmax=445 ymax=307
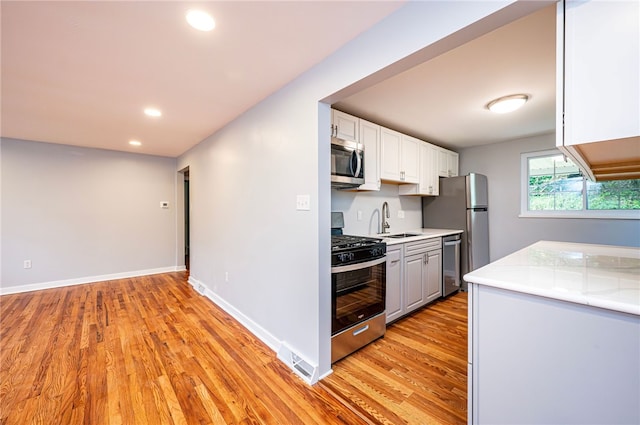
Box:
xmin=401 ymin=135 xmax=420 ymax=183
xmin=437 ymin=147 xmax=459 ymax=178
xmin=330 ymin=110 xmax=380 ymax=191
xmin=380 ymin=127 xmax=403 ymax=182
xmin=331 ymin=108 xmax=451 ymax=193
xmin=357 ymin=119 xmax=381 ymax=191
xmin=380 ymin=128 xmax=419 ymax=184
xmin=331 ymin=110 xmax=359 ymax=141
xmin=399 ymin=142 xmax=439 ymax=196
xmin=557 ymin=0 xmax=640 ymax=181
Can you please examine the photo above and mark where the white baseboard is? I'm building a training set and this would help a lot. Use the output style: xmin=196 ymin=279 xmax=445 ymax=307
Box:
xmin=0 ymin=266 xmax=186 ymax=295
xmin=187 ymin=276 xmax=280 ymax=352
xmin=187 ymin=276 xmax=320 ymax=384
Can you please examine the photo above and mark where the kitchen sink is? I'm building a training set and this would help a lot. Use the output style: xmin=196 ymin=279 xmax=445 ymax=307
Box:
xmin=385 ymin=233 xmax=422 ymax=239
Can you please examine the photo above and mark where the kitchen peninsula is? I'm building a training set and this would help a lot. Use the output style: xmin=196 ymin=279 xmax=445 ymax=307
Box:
xmin=465 ymin=241 xmax=640 ymax=424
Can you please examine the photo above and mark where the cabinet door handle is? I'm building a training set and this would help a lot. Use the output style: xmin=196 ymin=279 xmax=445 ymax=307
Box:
xmin=424 ymin=254 xmax=427 ymax=264
xmin=390 ymin=259 xmax=400 ymax=264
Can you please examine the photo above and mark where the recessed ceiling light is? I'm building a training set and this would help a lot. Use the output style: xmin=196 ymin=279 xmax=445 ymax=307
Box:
xmin=144 ymin=108 xmax=162 ymax=117
xmin=129 ymin=140 xmax=142 ymax=146
xmin=186 ymin=10 xmax=215 ymax=32
xmin=486 ymin=94 xmax=529 ymax=114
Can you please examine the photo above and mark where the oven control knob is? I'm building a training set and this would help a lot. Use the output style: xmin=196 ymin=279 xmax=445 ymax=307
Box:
xmin=371 ymin=247 xmax=383 ymax=257
xmin=338 ymin=252 xmax=355 ymax=263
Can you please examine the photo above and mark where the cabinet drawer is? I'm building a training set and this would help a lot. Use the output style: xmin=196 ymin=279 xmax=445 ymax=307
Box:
xmin=405 ymin=237 xmax=441 ymax=255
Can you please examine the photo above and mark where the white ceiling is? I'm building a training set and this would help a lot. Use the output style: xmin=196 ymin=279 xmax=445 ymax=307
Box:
xmin=1 ymin=2 xmax=556 ymax=158
xmin=1 ymin=1 xmax=403 ymax=157
xmin=334 ymin=4 xmax=557 ymax=150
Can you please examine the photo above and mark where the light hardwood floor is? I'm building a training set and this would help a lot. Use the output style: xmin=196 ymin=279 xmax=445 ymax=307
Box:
xmin=0 ymin=271 xmax=467 ymax=424
xmin=322 ymin=292 xmax=468 ymax=424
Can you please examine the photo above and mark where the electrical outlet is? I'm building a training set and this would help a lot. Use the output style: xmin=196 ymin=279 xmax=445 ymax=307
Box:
xmin=397 ymin=210 xmax=405 ymax=219
xmin=357 ymin=210 xmax=363 ymax=221
xmin=197 ymin=284 xmax=205 ymax=294
xmin=23 ymin=260 xmax=32 ymax=269
xmin=160 ymin=201 xmax=169 ymax=209
xmin=225 ymin=272 xmax=229 ymax=282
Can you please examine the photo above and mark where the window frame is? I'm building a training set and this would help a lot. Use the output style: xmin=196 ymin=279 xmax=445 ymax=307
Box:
xmin=520 ymin=149 xmax=640 ymax=220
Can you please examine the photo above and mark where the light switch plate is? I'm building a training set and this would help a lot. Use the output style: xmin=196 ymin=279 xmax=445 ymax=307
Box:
xmin=296 ymin=195 xmax=310 ymax=211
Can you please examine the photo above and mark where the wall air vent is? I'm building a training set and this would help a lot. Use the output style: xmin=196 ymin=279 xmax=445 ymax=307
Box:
xmin=276 ymin=342 xmax=319 ymax=385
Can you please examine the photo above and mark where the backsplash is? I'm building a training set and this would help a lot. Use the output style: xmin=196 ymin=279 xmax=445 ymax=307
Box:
xmin=331 ymin=184 xmax=423 ymax=236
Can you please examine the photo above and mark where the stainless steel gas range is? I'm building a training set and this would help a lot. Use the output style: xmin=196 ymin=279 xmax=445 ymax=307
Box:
xmin=331 ymin=212 xmax=386 ymax=363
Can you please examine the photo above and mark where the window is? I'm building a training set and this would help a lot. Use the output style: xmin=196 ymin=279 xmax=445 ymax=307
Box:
xmin=521 ymin=150 xmax=640 ymax=219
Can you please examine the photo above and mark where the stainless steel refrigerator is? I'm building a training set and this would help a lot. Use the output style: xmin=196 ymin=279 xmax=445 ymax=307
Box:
xmin=422 ymin=173 xmax=489 ymax=290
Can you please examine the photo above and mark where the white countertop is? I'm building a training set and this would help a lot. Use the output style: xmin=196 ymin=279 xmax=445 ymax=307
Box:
xmin=464 ymin=240 xmax=640 ymax=316
xmin=375 ymin=228 xmax=463 ymax=245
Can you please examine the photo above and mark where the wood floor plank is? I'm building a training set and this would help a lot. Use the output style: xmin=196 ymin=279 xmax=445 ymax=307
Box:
xmin=0 ymin=273 xmax=368 ymax=424
xmin=321 ymin=292 xmax=468 ymax=425
xmin=0 ymin=272 xmax=467 ymax=424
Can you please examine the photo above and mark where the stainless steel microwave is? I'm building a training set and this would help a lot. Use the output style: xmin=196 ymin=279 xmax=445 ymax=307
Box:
xmin=331 ymin=137 xmax=364 ymax=189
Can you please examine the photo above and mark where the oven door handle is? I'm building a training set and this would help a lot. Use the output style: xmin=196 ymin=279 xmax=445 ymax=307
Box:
xmin=331 ymin=256 xmax=386 ymax=273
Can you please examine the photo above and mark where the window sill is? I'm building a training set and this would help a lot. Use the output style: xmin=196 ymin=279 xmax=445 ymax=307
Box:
xmin=519 ymin=212 xmax=640 ymax=220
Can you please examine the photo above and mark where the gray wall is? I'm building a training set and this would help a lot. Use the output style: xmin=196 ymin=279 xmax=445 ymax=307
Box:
xmin=176 ymin=0 xmax=538 ymax=378
xmin=1 ymin=138 xmax=179 ymax=290
xmin=459 ymin=132 xmax=640 ymax=261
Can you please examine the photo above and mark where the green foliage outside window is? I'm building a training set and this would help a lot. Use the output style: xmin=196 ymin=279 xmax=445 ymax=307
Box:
xmin=587 ymin=179 xmax=640 ymax=210
xmin=526 ymin=153 xmax=640 ymax=212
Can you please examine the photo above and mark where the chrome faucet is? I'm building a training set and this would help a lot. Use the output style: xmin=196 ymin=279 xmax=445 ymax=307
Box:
xmin=381 ymin=202 xmax=390 ymax=234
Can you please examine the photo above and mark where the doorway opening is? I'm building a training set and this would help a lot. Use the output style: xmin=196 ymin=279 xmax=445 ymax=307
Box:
xmin=181 ymin=167 xmax=190 ymax=270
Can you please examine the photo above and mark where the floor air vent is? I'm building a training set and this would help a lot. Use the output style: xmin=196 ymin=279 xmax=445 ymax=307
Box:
xmin=277 ymin=343 xmax=318 ymax=384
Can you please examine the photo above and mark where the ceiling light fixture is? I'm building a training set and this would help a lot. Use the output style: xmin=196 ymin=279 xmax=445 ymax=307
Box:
xmin=486 ymin=94 xmax=529 ymax=114
xmin=186 ymin=10 xmax=215 ymax=32
xmin=144 ymin=108 xmax=162 ymax=117
xmin=129 ymin=140 xmax=142 ymax=146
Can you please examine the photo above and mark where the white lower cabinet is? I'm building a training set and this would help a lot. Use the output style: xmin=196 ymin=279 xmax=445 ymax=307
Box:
xmin=385 ymin=245 xmax=403 ymax=322
xmin=404 ymin=252 xmax=426 ymax=313
xmin=385 ymin=238 xmax=442 ymax=324
xmin=425 ymin=249 xmax=442 ymax=303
